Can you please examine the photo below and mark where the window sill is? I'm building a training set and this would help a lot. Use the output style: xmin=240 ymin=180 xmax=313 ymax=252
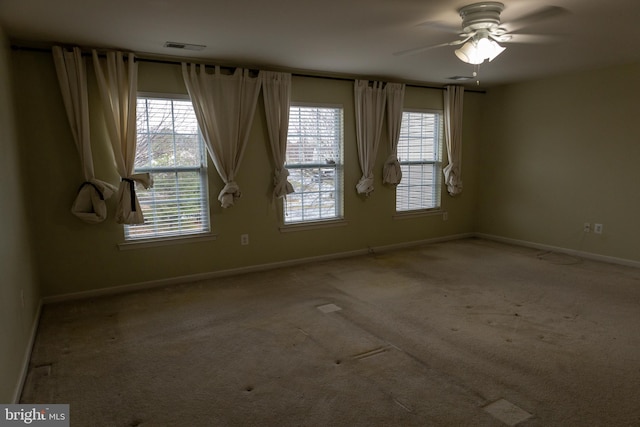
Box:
xmin=279 ymin=219 xmax=348 ymax=233
xmin=393 ymin=209 xmax=445 ymax=220
xmin=118 ymin=232 xmax=217 ymax=251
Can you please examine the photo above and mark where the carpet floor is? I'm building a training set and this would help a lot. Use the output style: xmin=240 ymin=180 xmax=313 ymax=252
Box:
xmin=20 ymin=238 xmax=640 ymax=426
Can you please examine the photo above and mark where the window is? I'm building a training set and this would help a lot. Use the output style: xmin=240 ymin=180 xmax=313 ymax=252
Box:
xmin=125 ymin=95 xmax=210 ymax=240
xmin=396 ymin=110 xmax=443 ymax=212
xmin=284 ymin=105 xmax=343 ymax=224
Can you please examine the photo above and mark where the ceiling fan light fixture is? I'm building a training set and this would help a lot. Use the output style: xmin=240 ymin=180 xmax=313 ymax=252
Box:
xmin=454 ymin=36 xmax=505 ymax=64
xmin=455 ymin=41 xmax=484 ymax=64
xmin=484 ymin=38 xmax=506 ymax=61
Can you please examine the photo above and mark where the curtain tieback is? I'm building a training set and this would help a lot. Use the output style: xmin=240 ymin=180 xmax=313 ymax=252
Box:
xmin=122 ymin=178 xmax=137 ymax=212
xmin=78 ymin=181 xmax=105 ymax=200
xmin=443 ymin=163 xmax=463 ymax=195
xmin=383 ymin=154 xmax=402 ymax=186
xmin=443 ymin=163 xmax=461 ymax=182
xmin=273 ymin=168 xmax=294 ymax=199
xmin=274 ymin=167 xmax=290 ymax=182
xmin=356 ymin=175 xmax=375 ymax=196
xmin=383 ymin=154 xmax=400 ymax=167
xmin=219 ymin=181 xmax=241 ymax=208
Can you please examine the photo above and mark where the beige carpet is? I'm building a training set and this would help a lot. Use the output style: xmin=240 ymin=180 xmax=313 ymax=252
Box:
xmin=21 ymin=238 xmax=640 ymax=426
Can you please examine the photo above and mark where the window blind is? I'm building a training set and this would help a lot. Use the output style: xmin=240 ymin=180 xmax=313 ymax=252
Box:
xmin=396 ymin=111 xmax=442 ymax=212
xmin=285 ymin=105 xmax=343 ymax=223
xmin=125 ymin=97 xmax=210 ymax=240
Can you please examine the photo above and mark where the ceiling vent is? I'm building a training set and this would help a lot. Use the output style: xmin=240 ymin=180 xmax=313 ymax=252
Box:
xmin=448 ymin=76 xmax=474 ymax=81
xmin=164 ymin=41 xmax=206 ymax=51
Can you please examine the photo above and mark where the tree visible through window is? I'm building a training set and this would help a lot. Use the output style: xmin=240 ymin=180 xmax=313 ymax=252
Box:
xmin=396 ymin=110 xmax=443 ymax=212
xmin=284 ymin=105 xmax=343 ymax=223
xmin=125 ymin=96 xmax=210 ymax=240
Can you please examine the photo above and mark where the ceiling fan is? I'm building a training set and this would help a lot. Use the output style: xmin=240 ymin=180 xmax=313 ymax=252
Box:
xmin=395 ymin=1 xmax=567 ymax=65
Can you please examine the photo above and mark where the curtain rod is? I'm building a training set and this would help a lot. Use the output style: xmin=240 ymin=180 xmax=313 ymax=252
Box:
xmin=11 ymin=44 xmax=486 ymax=94
xmin=134 ymin=56 xmax=486 ymax=93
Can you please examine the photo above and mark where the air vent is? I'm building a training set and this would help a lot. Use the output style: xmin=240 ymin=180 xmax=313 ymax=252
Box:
xmin=448 ymin=76 xmax=474 ymax=81
xmin=164 ymin=42 xmax=206 ymax=51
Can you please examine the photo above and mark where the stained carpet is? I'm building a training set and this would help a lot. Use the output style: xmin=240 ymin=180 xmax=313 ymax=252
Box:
xmin=21 ymin=238 xmax=640 ymax=426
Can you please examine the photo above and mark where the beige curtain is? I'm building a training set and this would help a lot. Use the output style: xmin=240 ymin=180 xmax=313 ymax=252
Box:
xmin=354 ymin=80 xmax=386 ymax=195
xmin=182 ymin=64 xmax=262 ymax=208
xmin=382 ymin=83 xmax=405 ymax=186
xmin=443 ymin=85 xmax=464 ymax=196
xmin=92 ymin=50 xmax=151 ymax=224
xmin=52 ymin=46 xmax=116 ymax=223
xmin=262 ymin=71 xmax=294 ymax=199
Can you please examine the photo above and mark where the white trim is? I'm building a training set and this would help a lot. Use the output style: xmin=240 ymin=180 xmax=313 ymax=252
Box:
xmin=369 ymin=233 xmax=474 ymax=254
xmin=396 ymin=109 xmax=444 ymax=212
xmin=13 ymin=300 xmax=43 ymax=403
xmin=475 ymin=233 xmax=640 ymax=269
xmin=126 ymin=95 xmax=211 ymax=243
xmin=137 ymin=91 xmax=190 ymax=100
xmin=402 ymin=108 xmax=444 ymax=117
xmin=118 ymin=233 xmax=217 ymax=250
xmin=393 ymin=209 xmax=444 ymax=220
xmin=285 ymin=104 xmax=345 ymax=224
xmin=43 ymin=232 xmax=640 ymax=305
xmin=43 ymin=233 xmax=473 ymax=304
xmin=290 ymin=101 xmax=344 ymax=109
xmin=280 ymin=219 xmax=348 ymax=233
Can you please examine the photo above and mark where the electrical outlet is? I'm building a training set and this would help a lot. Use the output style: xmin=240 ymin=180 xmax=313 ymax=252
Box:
xmin=240 ymin=234 xmax=249 ymax=245
xmin=583 ymin=222 xmax=590 ymax=233
xmin=443 ymin=212 xmax=448 ymax=221
xmin=594 ymin=223 xmax=603 ymax=234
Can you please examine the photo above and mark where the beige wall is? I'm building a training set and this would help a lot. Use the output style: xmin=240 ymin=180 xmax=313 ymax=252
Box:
xmin=0 ymin=28 xmax=40 ymax=402
xmin=478 ymin=63 xmax=640 ymax=262
xmin=11 ymin=50 xmax=483 ymax=298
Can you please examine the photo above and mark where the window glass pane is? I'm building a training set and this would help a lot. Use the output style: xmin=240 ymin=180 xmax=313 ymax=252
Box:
xmin=398 ymin=112 xmax=437 ymax=162
xmin=287 ymin=107 xmax=341 ymax=165
xmin=396 ymin=111 xmax=442 ymax=212
xmin=285 ymin=106 xmax=343 ymax=223
xmin=125 ymin=97 xmax=209 ymax=240
xmin=396 ymin=164 xmax=437 ymax=211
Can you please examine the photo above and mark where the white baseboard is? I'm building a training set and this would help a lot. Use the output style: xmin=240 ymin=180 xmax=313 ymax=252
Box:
xmin=39 ymin=231 xmax=640 ymax=305
xmin=13 ymin=300 xmax=42 ymax=403
xmin=42 ymin=233 xmax=474 ymax=304
xmin=475 ymin=233 xmax=640 ymax=269
xmin=371 ymin=233 xmax=474 ymax=254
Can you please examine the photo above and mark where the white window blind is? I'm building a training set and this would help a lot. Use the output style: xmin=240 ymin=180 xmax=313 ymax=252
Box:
xmin=396 ymin=110 xmax=442 ymax=212
xmin=284 ymin=105 xmax=343 ymax=223
xmin=125 ymin=96 xmax=210 ymax=240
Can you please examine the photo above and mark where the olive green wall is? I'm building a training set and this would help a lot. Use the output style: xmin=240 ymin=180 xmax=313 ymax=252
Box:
xmin=0 ymin=29 xmax=40 ymax=403
xmin=7 ymin=44 xmax=640 ymax=401
xmin=478 ymin=63 xmax=640 ymax=262
xmin=11 ymin=50 xmax=483 ymax=298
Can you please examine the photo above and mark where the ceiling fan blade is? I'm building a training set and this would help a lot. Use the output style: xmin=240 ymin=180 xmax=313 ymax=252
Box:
xmin=500 ymin=33 xmax=564 ymax=44
xmin=393 ymin=39 xmax=467 ymax=57
xmin=415 ymin=20 xmax=460 ymax=33
xmin=393 ymin=42 xmax=451 ymax=57
xmin=507 ymin=6 xmax=570 ymax=32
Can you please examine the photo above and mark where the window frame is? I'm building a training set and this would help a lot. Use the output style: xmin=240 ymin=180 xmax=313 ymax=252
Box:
xmin=395 ymin=108 xmax=444 ymax=214
xmin=282 ymin=103 xmax=345 ymax=227
xmin=123 ymin=92 xmax=211 ymax=243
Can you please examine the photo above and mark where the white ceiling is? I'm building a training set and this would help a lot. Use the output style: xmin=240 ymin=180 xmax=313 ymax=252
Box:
xmin=1 ymin=0 xmax=639 ymax=88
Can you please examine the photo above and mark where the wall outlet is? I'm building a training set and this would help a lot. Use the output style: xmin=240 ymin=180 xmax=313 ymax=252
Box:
xmin=583 ymin=222 xmax=591 ymax=232
xmin=240 ymin=234 xmax=249 ymax=245
xmin=594 ymin=223 xmax=603 ymax=234
xmin=443 ymin=212 xmax=448 ymax=221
